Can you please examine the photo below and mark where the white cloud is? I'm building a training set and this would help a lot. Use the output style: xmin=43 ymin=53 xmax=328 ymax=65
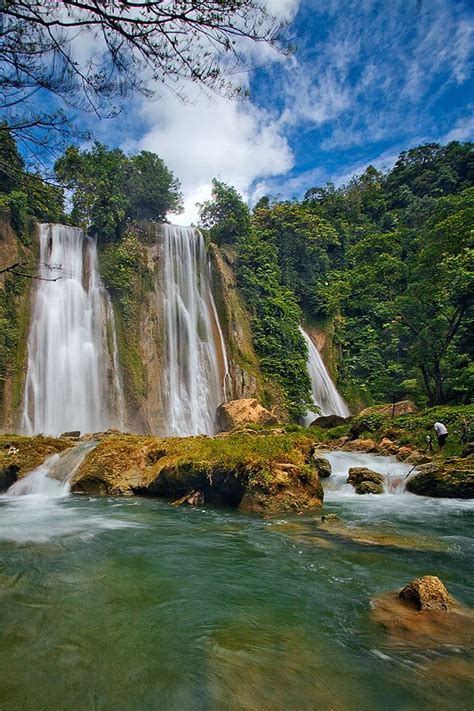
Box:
xmin=441 ymin=113 xmax=474 ymax=142
xmin=136 ymin=88 xmax=294 ymax=223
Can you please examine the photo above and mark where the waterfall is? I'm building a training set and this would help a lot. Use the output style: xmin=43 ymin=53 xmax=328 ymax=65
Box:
xmin=162 ymin=225 xmax=226 ymax=436
xmin=299 ymin=326 xmax=350 ymax=424
xmin=6 ymin=442 xmax=97 ymax=498
xmin=22 ymin=224 xmax=125 ymax=436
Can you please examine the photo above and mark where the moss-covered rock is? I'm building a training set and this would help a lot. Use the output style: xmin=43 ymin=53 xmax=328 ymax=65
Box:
xmin=347 ymin=467 xmax=384 ymax=495
xmin=407 ymin=465 xmax=474 ymax=499
xmin=71 ymin=432 xmax=323 ymax=513
xmin=0 ymin=434 xmax=72 ymax=491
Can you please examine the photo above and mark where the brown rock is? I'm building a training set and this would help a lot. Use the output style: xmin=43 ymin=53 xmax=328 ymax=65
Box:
xmin=415 ymin=462 xmax=440 ymax=475
xmin=379 ymin=437 xmax=398 ymax=454
xmin=347 ymin=467 xmax=384 ymax=486
xmin=343 ymin=438 xmax=378 ymax=452
xmin=216 ymin=398 xmax=278 ymax=432
xmin=399 ymin=575 xmax=454 ymax=610
xmin=396 ymin=446 xmax=413 ymax=460
xmin=355 ymin=480 xmax=384 ymax=495
xmin=313 ymin=455 xmax=332 ymax=478
xmin=358 ymin=400 xmax=418 ymax=418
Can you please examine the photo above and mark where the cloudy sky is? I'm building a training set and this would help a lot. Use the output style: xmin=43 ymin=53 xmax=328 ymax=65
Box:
xmin=77 ymin=0 xmax=474 ymax=222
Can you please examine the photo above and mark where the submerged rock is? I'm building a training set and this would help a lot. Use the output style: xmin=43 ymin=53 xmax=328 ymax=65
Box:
xmin=372 ymin=590 xmax=474 ymax=650
xmin=399 ymin=575 xmax=453 ymax=610
xmin=216 ymin=398 xmax=278 ymax=432
xmin=320 ymin=513 xmax=340 ymax=524
xmin=407 ymin=466 xmax=474 ymax=499
xmin=312 ymin=455 xmax=331 ymax=478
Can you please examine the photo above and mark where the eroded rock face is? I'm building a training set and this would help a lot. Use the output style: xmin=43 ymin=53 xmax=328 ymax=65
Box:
xmin=347 ymin=467 xmax=384 ymax=495
xmin=216 ymin=398 xmax=278 ymax=432
xmin=71 ymin=432 xmax=323 ymax=515
xmin=399 ymin=575 xmax=453 ymax=610
xmin=312 ymin=455 xmax=332 ymax=478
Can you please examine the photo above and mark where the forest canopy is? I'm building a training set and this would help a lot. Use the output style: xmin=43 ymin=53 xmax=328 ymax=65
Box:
xmin=199 ymin=141 xmax=474 ymax=411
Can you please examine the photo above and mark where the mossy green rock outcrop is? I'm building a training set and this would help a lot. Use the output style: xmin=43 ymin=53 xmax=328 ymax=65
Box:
xmin=71 ymin=432 xmax=324 ymax=514
xmin=0 ymin=434 xmax=72 ymax=491
xmin=407 ymin=463 xmax=474 ymax=499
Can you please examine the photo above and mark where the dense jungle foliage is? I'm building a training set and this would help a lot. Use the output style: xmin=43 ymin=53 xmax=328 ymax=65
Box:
xmin=1 ymin=131 xmax=472 ymax=420
xmin=199 ymin=141 xmax=473 ymax=412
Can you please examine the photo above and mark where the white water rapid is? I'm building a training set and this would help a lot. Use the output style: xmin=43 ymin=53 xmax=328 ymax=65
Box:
xmin=299 ymin=326 xmax=350 ymax=425
xmin=22 ymin=224 xmax=125 ymax=436
xmin=162 ymin=225 xmax=227 ymax=436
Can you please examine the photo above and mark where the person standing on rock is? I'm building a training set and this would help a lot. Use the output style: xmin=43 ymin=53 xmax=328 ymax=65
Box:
xmin=433 ymin=421 xmax=448 ymax=449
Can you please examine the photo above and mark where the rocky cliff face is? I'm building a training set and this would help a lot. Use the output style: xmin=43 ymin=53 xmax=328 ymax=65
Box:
xmin=209 ymin=243 xmax=263 ymax=402
xmin=0 ymin=221 xmax=273 ymax=434
xmin=0 ymin=219 xmax=35 ymax=431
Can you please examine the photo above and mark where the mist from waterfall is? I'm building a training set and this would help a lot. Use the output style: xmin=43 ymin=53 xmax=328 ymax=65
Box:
xmin=162 ymin=224 xmax=226 ymax=436
xmin=299 ymin=326 xmax=350 ymax=424
xmin=22 ymin=224 xmax=125 ymax=436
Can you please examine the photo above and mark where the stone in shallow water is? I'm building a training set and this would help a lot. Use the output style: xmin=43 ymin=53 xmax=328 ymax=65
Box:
xmin=355 ymin=480 xmax=383 ymax=495
xmin=399 ymin=575 xmax=453 ymax=610
xmin=347 ymin=467 xmax=384 ymax=494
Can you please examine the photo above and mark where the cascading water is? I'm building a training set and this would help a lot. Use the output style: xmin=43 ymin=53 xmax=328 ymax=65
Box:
xmin=162 ymin=224 xmax=227 ymax=436
xmin=22 ymin=224 xmax=125 ymax=436
xmin=299 ymin=326 xmax=350 ymax=425
xmin=6 ymin=441 xmax=97 ymax=498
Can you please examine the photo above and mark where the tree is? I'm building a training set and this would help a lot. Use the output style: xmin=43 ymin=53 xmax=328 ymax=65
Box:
xmin=252 ymin=201 xmax=339 ymax=317
xmin=55 ymin=143 xmax=182 ymax=240
xmin=198 ymin=179 xmax=251 ymax=246
xmin=128 ymin=151 xmax=182 ymax=221
xmin=1 ymin=1 xmax=288 ymax=164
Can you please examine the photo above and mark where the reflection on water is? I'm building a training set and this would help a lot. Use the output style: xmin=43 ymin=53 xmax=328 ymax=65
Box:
xmin=0 ymin=457 xmax=473 ymax=710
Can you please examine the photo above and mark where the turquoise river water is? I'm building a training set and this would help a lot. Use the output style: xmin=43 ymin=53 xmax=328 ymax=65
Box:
xmin=0 ymin=452 xmax=473 ymax=710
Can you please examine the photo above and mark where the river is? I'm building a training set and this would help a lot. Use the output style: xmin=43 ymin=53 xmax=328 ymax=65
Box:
xmin=0 ymin=452 xmax=473 ymax=710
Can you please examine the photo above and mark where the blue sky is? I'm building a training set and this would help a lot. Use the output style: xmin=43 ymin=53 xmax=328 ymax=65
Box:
xmin=26 ymin=0 xmax=474 ymax=222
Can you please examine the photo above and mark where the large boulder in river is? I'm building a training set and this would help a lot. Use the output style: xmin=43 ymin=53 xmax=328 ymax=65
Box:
xmin=71 ymin=432 xmax=323 ymax=514
xmin=347 ymin=467 xmax=384 ymax=495
xmin=216 ymin=398 xmax=278 ymax=432
xmin=399 ymin=575 xmax=454 ymax=611
xmin=407 ymin=466 xmax=474 ymax=499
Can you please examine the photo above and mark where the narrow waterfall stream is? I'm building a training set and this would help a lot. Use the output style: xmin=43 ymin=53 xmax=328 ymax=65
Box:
xmin=299 ymin=326 xmax=350 ymax=424
xmin=6 ymin=441 xmax=97 ymax=498
xmin=22 ymin=224 xmax=125 ymax=436
xmin=162 ymin=225 xmax=227 ymax=436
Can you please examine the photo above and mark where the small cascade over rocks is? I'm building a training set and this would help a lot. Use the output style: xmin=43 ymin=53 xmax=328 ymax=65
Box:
xmin=22 ymin=224 xmax=125 ymax=436
xmin=299 ymin=326 xmax=350 ymax=425
xmin=322 ymin=450 xmax=414 ymax=497
xmin=161 ymin=224 xmax=227 ymax=436
xmin=6 ymin=441 xmax=97 ymax=498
